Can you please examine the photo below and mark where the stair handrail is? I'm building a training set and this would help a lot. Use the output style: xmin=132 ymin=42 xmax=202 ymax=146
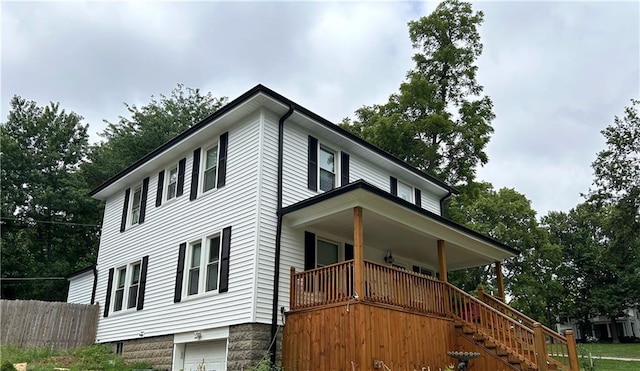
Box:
xmin=478 ymin=286 xmax=579 ymax=371
xmin=445 ymin=282 xmax=538 ymax=369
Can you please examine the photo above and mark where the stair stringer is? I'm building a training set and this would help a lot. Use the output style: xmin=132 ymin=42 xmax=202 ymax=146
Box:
xmin=453 ymin=322 xmax=538 ymax=371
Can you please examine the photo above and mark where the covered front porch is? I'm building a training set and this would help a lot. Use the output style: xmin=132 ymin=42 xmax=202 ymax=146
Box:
xmin=281 ymin=180 xmax=516 ymax=312
xmin=280 ymin=181 xmax=579 ymax=371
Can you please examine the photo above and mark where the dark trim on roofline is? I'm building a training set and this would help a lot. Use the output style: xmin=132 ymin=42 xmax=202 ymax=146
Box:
xmin=90 ymin=84 xmax=458 ymax=197
xmin=66 ymin=265 xmax=96 ymax=280
xmin=279 ymin=180 xmax=519 ymax=256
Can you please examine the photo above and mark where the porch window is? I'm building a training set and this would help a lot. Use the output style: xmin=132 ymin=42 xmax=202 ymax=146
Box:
xmin=316 ymin=239 xmax=339 ymax=268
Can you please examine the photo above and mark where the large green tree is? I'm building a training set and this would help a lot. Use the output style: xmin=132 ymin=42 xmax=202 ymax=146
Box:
xmin=448 ymin=183 xmax=564 ymax=326
xmin=84 ymin=84 xmax=228 ymax=189
xmin=585 ymin=99 xmax=639 ymax=342
xmin=341 ymin=0 xmax=494 ymax=186
xmin=1 ymin=97 xmax=101 ymax=300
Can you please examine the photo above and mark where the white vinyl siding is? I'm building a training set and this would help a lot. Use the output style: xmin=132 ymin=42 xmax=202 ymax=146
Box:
xmin=95 ymin=114 xmax=262 ymax=343
xmin=66 ymin=271 xmax=94 ymax=304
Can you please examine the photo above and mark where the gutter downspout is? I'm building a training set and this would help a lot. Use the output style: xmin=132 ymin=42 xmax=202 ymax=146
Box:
xmin=270 ymin=104 xmax=295 ymax=364
xmin=91 ymin=266 xmax=98 ymax=305
xmin=439 ymin=190 xmax=453 ymax=217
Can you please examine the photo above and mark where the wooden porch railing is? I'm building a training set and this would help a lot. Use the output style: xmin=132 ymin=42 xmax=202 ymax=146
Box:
xmin=445 ymin=283 xmax=537 ymax=369
xmin=479 ymin=290 xmax=580 ymax=371
xmin=363 ymin=260 xmax=448 ymax=316
xmin=289 ymin=260 xmax=354 ymax=310
xmin=288 ymin=261 xmax=578 ymax=371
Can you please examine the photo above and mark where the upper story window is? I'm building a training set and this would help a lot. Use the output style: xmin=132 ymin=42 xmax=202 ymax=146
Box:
xmin=108 ymin=258 xmax=147 ymax=315
xmin=120 ymin=178 xmax=149 ymax=233
xmin=390 ymin=176 xmax=422 ymax=208
xmin=203 ymin=145 xmax=218 ymax=193
xmin=319 ymin=146 xmax=336 ymax=192
xmin=130 ymin=185 xmax=142 ymax=226
xmin=398 ymin=181 xmax=413 ymax=202
xmin=186 ymin=234 xmax=222 ymax=296
xmin=308 ymin=136 xmax=350 ymax=192
xmin=166 ymin=165 xmax=178 ymax=201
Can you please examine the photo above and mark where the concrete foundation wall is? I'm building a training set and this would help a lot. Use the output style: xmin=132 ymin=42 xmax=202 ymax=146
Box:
xmin=117 ymin=334 xmax=173 ymax=371
xmin=227 ymin=323 xmax=283 ymax=370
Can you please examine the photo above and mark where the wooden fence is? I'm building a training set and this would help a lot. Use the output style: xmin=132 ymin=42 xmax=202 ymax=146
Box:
xmin=1 ymin=300 xmax=99 ymax=350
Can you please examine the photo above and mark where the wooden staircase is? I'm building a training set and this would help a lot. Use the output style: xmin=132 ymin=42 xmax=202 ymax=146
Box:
xmin=445 ymin=283 xmax=580 ymax=371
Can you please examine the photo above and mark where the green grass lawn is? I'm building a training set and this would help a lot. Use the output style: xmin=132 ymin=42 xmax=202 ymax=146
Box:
xmin=588 ymin=358 xmax=639 ymax=371
xmin=579 ymin=343 xmax=640 ymax=359
xmin=0 ymin=344 xmax=151 ymax=371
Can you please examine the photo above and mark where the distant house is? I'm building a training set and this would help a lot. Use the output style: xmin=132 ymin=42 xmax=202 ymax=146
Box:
xmin=68 ymin=84 xmax=580 ymax=371
xmin=557 ymin=309 xmax=640 ymax=341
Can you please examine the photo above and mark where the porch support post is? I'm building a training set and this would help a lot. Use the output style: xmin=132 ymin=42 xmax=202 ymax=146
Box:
xmin=565 ymin=330 xmax=580 ymax=371
xmin=495 ymin=261 xmax=505 ymax=301
xmin=437 ymin=240 xmax=447 ymax=283
xmin=353 ymin=206 xmax=365 ymax=299
xmin=533 ymin=323 xmax=549 ymax=371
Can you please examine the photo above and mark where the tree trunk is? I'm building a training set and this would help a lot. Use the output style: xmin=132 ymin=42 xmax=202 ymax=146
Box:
xmin=610 ymin=316 xmax=620 ymax=344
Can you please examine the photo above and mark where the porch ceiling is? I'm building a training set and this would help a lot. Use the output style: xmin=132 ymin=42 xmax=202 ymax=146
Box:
xmin=281 ymin=181 xmax=518 ymax=271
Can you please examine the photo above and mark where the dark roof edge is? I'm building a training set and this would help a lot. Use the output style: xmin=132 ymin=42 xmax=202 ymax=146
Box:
xmin=66 ymin=265 xmax=96 ymax=280
xmin=90 ymin=84 xmax=458 ymax=196
xmin=280 ymin=180 xmax=519 ymax=256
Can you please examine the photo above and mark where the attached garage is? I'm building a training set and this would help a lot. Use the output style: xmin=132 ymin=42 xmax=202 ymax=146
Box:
xmin=178 ymin=340 xmax=227 ymax=371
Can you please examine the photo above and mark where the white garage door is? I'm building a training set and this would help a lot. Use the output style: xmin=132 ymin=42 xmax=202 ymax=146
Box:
xmin=183 ymin=340 xmax=227 ymax=371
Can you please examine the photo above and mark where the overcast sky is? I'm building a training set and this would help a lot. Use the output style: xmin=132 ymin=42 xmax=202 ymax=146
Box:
xmin=2 ymin=1 xmax=639 ymax=217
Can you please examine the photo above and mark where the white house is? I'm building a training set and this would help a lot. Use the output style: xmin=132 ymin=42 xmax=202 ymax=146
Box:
xmin=69 ymin=85 xmax=526 ymax=371
xmin=557 ymin=309 xmax=640 ymax=341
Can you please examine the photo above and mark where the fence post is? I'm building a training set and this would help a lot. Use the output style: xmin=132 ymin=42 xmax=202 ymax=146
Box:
xmin=533 ymin=322 xmax=548 ymax=371
xmin=565 ymin=330 xmax=580 ymax=371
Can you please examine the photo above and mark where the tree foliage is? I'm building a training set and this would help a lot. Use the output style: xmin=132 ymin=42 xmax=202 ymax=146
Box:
xmin=448 ymin=183 xmax=563 ymax=325
xmin=84 ymin=84 xmax=228 ymax=189
xmin=1 ymin=97 xmax=101 ymax=300
xmin=340 ymin=0 xmax=494 ymax=186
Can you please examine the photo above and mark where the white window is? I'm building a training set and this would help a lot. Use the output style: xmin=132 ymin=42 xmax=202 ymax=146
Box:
xmin=113 ymin=261 xmax=141 ymax=312
xmin=130 ymin=185 xmax=142 ymax=225
xmin=113 ymin=267 xmax=126 ymax=312
xmin=127 ymin=262 xmax=141 ymax=309
xmin=202 ymin=145 xmax=218 ymax=193
xmin=166 ymin=165 xmax=178 ymax=200
xmin=319 ymin=146 xmax=336 ymax=192
xmin=316 ymin=239 xmax=339 ymax=268
xmin=398 ymin=181 xmax=413 ymax=202
xmin=186 ymin=234 xmax=222 ymax=296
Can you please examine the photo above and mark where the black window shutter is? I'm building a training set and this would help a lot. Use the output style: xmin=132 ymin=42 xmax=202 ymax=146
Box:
xmin=219 ymin=226 xmax=232 ymax=293
xmin=137 ymin=255 xmax=149 ymax=310
xmin=390 ymin=177 xmax=398 ymax=196
xmin=413 ymin=265 xmax=420 ymax=273
xmin=341 ymin=152 xmax=350 ymax=186
xmin=155 ymin=170 xmax=165 ymax=207
xmin=304 ymin=231 xmax=316 ymax=270
xmin=415 ymin=188 xmax=422 ymax=207
xmin=190 ymin=149 xmax=201 ymax=201
xmin=176 ymin=158 xmax=186 ymax=197
xmin=104 ymin=268 xmax=114 ymax=317
xmin=174 ymin=243 xmax=186 ymax=303
xmin=217 ymin=132 xmax=228 ymax=188
xmin=345 ymin=243 xmax=354 ymax=261
xmin=120 ymin=188 xmax=130 ymax=233
xmin=307 ymin=136 xmax=318 ymax=191
xmin=138 ymin=177 xmax=149 ymax=224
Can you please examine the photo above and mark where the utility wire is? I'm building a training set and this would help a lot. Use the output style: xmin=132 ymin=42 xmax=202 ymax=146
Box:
xmin=1 ymin=277 xmax=67 ymax=281
xmin=0 ymin=217 xmax=100 ymax=227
